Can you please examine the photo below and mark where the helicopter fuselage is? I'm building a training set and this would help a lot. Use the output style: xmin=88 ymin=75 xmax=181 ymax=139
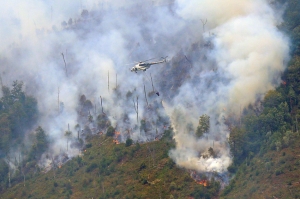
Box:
xmin=130 ymin=59 xmax=166 ymax=73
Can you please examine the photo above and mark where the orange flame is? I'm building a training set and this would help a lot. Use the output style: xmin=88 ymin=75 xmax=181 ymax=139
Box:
xmin=113 ymin=131 xmax=121 ymax=144
xmin=196 ymin=180 xmax=208 ymax=187
xmin=113 ymin=139 xmax=120 ymax=144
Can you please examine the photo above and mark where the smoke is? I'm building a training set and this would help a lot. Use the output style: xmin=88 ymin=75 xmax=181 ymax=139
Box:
xmin=0 ymin=0 xmax=289 ymax=174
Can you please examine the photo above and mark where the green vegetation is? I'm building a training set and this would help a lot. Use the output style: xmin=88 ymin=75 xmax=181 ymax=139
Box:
xmin=0 ymin=81 xmax=38 ymax=153
xmin=0 ymin=81 xmax=40 ymax=192
xmin=221 ymin=0 xmax=300 ymax=197
xmin=0 ymin=133 xmax=220 ymax=199
xmin=196 ymin=114 xmax=210 ymax=138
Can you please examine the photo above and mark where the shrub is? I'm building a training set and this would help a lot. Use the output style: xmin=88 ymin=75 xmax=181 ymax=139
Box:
xmin=86 ymin=143 xmax=92 ymax=148
xmin=106 ymin=126 xmax=115 ymax=137
xmin=139 ymin=162 xmax=146 ymax=171
xmin=125 ymin=138 xmax=133 ymax=147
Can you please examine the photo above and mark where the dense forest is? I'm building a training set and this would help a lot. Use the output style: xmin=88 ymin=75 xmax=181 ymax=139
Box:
xmin=222 ymin=0 xmax=300 ymax=198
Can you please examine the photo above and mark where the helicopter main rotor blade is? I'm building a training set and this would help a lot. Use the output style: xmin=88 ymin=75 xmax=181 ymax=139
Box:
xmin=125 ymin=61 xmax=139 ymax=65
xmin=141 ymin=57 xmax=157 ymax=62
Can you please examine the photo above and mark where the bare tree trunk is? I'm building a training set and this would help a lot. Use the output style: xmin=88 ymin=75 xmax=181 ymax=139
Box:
xmin=144 ymin=84 xmax=148 ymax=107
xmin=150 ymin=73 xmax=155 ymax=92
xmin=133 ymin=97 xmax=139 ymax=124
xmin=100 ymin=96 xmax=104 ymax=114
xmin=61 ymin=53 xmax=68 ymax=77
xmin=200 ymin=19 xmax=207 ymax=32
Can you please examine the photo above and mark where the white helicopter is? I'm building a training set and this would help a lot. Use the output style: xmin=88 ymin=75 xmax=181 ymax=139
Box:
xmin=130 ymin=56 xmax=168 ymax=73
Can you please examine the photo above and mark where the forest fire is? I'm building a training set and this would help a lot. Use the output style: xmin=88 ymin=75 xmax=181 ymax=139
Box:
xmin=113 ymin=139 xmax=120 ymax=144
xmin=196 ymin=180 xmax=208 ymax=187
xmin=113 ymin=131 xmax=121 ymax=144
xmin=190 ymin=170 xmax=209 ymax=187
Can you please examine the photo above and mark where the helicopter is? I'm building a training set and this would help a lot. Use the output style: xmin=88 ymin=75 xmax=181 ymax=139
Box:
xmin=130 ymin=56 xmax=168 ymax=73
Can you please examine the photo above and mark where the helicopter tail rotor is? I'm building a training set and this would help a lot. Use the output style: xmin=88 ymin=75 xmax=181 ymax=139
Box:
xmin=161 ymin=56 xmax=168 ymax=63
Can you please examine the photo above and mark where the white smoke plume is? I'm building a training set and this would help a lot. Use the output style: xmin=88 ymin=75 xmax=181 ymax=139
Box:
xmin=0 ymin=0 xmax=289 ymax=174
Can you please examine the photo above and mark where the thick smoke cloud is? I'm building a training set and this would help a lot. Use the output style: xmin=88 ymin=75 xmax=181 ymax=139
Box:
xmin=0 ymin=0 xmax=289 ymax=174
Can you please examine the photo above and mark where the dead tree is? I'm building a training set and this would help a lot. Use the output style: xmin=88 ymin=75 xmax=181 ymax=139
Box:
xmin=61 ymin=53 xmax=68 ymax=77
xmin=200 ymin=19 xmax=207 ymax=32
xmin=144 ymin=84 xmax=149 ymax=106
xmin=133 ymin=96 xmax=139 ymax=124
xmin=65 ymin=124 xmax=72 ymax=151
xmin=100 ymin=96 xmax=104 ymax=114
xmin=150 ymin=73 xmax=155 ymax=92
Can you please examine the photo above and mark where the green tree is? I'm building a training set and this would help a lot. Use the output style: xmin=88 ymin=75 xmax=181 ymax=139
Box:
xmin=229 ymin=127 xmax=245 ymax=164
xmin=125 ymin=138 xmax=133 ymax=147
xmin=28 ymin=127 xmax=48 ymax=160
xmin=196 ymin=114 xmax=210 ymax=137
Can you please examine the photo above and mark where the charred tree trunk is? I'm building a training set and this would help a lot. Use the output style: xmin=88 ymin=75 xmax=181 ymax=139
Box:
xmin=61 ymin=53 xmax=68 ymax=77
xmin=150 ymin=73 xmax=155 ymax=92
xmin=100 ymin=96 xmax=104 ymax=114
xmin=144 ymin=84 xmax=148 ymax=107
xmin=133 ymin=96 xmax=139 ymax=124
xmin=200 ymin=19 xmax=207 ymax=32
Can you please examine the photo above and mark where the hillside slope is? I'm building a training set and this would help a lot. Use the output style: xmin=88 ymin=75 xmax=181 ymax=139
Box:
xmin=222 ymin=133 xmax=300 ymax=199
xmin=0 ymin=132 xmax=220 ymax=199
